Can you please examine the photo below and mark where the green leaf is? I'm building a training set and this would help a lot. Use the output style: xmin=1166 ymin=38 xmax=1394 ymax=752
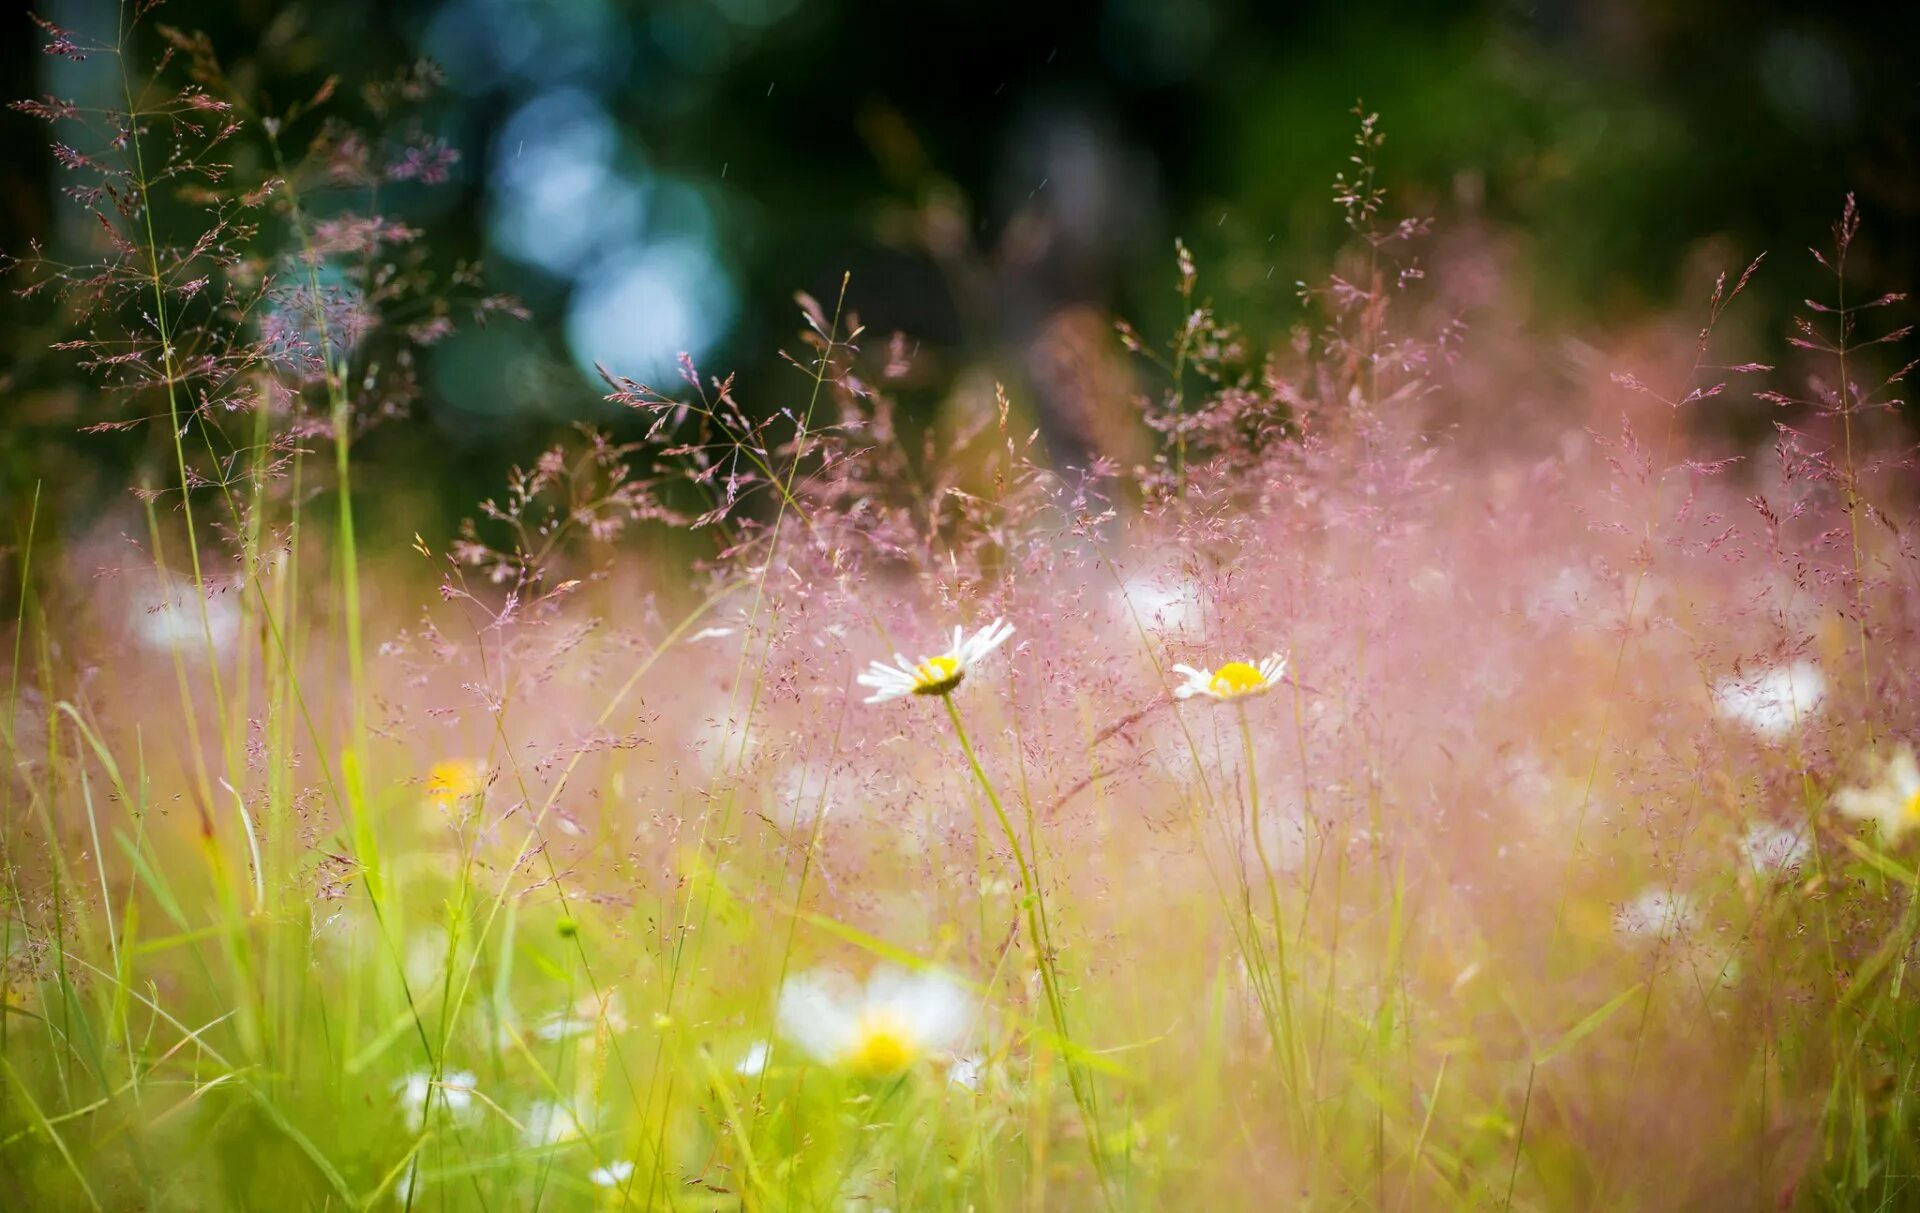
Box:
xmin=1533 ymin=982 xmax=1643 ymax=1066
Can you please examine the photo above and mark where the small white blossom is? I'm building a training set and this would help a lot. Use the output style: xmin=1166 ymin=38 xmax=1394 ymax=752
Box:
xmin=589 ymin=1160 xmax=634 ymax=1187
xmin=393 ymin=1068 xmax=478 ymax=1125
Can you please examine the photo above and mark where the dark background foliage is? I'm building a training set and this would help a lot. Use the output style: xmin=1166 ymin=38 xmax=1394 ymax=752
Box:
xmin=2 ymin=0 xmax=1916 ymax=537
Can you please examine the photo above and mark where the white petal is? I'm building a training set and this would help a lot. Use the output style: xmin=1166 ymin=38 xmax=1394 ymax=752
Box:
xmin=857 ymin=663 xmax=918 ymax=696
xmin=776 ymin=971 xmax=860 ymax=1062
xmin=867 ymin=967 xmax=971 ymax=1053
xmin=1894 ymin=749 xmax=1920 ymax=798
xmin=736 ymin=1040 xmax=771 ymax=1077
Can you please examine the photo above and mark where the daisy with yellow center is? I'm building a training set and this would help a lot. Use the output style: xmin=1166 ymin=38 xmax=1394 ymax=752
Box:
xmin=1171 ymin=654 xmax=1287 ymax=702
xmin=856 ymin=619 xmax=1014 ymax=704
xmin=1833 ymin=745 xmax=1920 ymax=843
xmin=775 ymin=966 xmax=973 ymax=1078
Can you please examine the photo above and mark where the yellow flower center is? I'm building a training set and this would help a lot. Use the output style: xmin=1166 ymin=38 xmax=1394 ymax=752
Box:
xmin=1208 ymin=661 xmax=1267 ymax=697
xmin=426 ymin=763 xmax=478 ymax=802
xmin=844 ymin=1011 xmax=919 ymax=1076
xmin=1904 ymin=789 xmax=1920 ymax=825
xmin=911 ymin=655 xmax=964 ymax=696
xmin=425 ymin=760 xmax=481 ymax=803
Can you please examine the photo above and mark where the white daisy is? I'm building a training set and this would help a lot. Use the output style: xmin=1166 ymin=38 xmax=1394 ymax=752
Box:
xmin=1712 ymin=661 xmax=1825 ymax=740
xmin=1833 ymin=746 xmax=1920 ymax=843
xmin=775 ymin=966 xmax=973 ymax=1077
xmin=1738 ymin=821 xmax=1810 ymax=876
xmin=1171 ymin=654 xmax=1287 ymax=702
xmin=589 ymin=1160 xmax=634 ymax=1187
xmin=856 ymin=620 xmax=1014 ymax=704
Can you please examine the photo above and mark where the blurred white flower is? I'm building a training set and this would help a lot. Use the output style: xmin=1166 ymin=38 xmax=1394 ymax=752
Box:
xmin=588 ymin=1160 xmax=634 ymax=1187
xmin=776 ymin=966 xmax=973 ymax=1076
xmin=947 ymin=1054 xmax=984 ymax=1091
xmin=772 ymin=762 xmax=852 ymax=830
xmin=521 ymin=1098 xmax=586 ymax=1148
xmin=394 ymin=1068 xmax=478 ymax=1125
xmin=1613 ymin=888 xmax=1697 ymax=940
xmin=133 ymin=574 xmax=239 ymax=655
xmin=692 ymin=706 xmax=761 ymax=774
xmin=736 ymin=1040 xmax=771 ymax=1077
xmin=1114 ymin=574 xmax=1202 ymax=635
xmin=1833 ymin=746 xmax=1920 ymax=843
xmin=1524 ymin=564 xmax=1599 ymax=624
xmin=403 ymin=930 xmax=452 ymax=991
xmin=533 ymin=1014 xmax=594 ymax=1043
xmin=1713 ymin=661 xmax=1825 ymax=740
xmin=1502 ymin=752 xmax=1589 ymax=832
xmin=1172 ymin=654 xmax=1286 ymax=702
xmin=857 ymin=620 xmax=1014 ymax=704
xmin=534 ymin=989 xmax=628 ymax=1042
xmin=1738 ymin=821 xmax=1810 ymax=876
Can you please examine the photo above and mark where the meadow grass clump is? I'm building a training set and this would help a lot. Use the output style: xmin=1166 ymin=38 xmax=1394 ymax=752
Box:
xmin=6 ymin=13 xmax=1920 ymax=1213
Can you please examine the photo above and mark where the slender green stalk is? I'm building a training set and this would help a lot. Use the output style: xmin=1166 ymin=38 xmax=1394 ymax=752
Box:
xmin=1240 ymin=703 xmax=1302 ymax=1101
xmin=942 ymin=694 xmax=1111 ymax=1196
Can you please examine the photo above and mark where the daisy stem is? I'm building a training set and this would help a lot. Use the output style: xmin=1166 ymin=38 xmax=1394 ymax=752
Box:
xmin=1240 ymin=703 xmax=1303 ymax=1106
xmin=942 ymin=694 xmax=1111 ymax=1194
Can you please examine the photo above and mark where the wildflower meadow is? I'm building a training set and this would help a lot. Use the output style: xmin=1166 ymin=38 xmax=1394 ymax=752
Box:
xmin=4 ymin=5 xmax=1920 ymax=1211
